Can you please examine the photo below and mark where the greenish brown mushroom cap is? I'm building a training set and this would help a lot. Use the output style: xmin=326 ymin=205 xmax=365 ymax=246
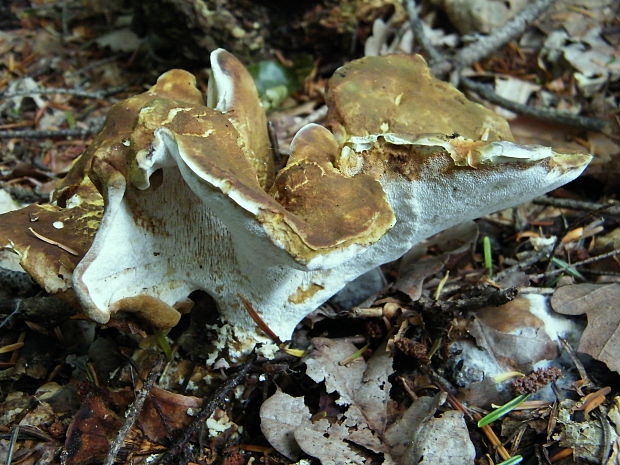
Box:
xmin=325 ymin=54 xmax=513 ymax=143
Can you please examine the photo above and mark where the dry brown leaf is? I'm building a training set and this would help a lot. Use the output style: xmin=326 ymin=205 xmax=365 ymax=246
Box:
xmin=261 ymin=338 xmax=475 ymax=464
xmin=139 ymin=387 xmax=202 ymax=443
xmin=62 ymin=395 xmax=122 ymax=465
xmin=551 ymin=283 xmax=620 ymax=373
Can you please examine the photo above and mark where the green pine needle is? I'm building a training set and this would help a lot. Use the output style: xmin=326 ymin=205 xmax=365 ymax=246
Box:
xmin=483 ymin=236 xmax=493 ymax=277
xmin=477 ymin=394 xmax=530 ymax=427
xmin=551 ymin=257 xmax=586 ymax=280
xmin=155 ymin=332 xmax=174 ymax=361
xmin=497 ymin=455 xmax=523 ymax=465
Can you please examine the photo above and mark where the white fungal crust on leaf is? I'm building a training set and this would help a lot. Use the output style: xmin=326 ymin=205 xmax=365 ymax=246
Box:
xmin=0 ymin=50 xmax=592 ymax=351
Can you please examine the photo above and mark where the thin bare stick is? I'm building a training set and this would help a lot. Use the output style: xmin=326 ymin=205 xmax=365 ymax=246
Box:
xmin=67 ymin=55 xmax=121 ymax=77
xmin=403 ymin=0 xmax=603 ymax=133
xmin=155 ymin=352 xmax=256 ymax=464
xmin=405 ymin=0 xmax=443 ymax=63
xmin=0 ymin=301 xmax=21 ymax=330
xmin=461 ymin=77 xmax=607 ymax=131
xmin=0 ymin=126 xmax=102 ymax=139
xmin=559 ymin=338 xmax=590 ymax=386
xmin=432 ymin=0 xmax=560 ymax=76
xmin=241 ymin=297 xmax=282 ymax=344
xmin=0 ymin=85 xmax=126 ymax=99
xmin=494 ymin=245 xmax=554 ymax=281
xmin=533 ymin=196 xmax=620 ymax=216
xmin=531 ymin=248 xmax=620 ymax=279
xmin=6 ymin=425 xmax=19 ymax=465
xmin=288 ymin=105 xmax=328 ymax=134
xmin=581 ymin=269 xmax=620 ymax=277
xmin=417 ymin=286 xmax=518 ymax=313
xmin=0 ymin=296 xmax=74 ymax=325
xmin=103 ymin=357 xmax=164 ymax=465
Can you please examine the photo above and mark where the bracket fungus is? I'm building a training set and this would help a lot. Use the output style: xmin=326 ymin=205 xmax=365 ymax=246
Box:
xmin=0 ymin=50 xmax=591 ymax=355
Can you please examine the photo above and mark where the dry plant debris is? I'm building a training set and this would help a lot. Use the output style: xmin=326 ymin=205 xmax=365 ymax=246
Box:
xmin=0 ymin=1 xmax=619 ymax=465
xmin=260 ymin=338 xmax=475 ymax=465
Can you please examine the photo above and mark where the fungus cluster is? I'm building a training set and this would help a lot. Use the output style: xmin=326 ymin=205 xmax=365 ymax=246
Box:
xmin=0 ymin=50 xmax=591 ymax=354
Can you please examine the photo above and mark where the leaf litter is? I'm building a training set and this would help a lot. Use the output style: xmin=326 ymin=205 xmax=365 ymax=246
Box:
xmin=260 ymin=338 xmax=475 ymax=465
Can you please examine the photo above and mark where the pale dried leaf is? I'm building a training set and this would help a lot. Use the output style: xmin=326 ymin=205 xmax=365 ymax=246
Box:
xmin=294 ymin=417 xmax=377 ymax=465
xmin=95 ymin=28 xmax=141 ymax=53
xmin=355 ymin=345 xmax=392 ymax=433
xmin=364 ymin=18 xmax=390 ymax=57
xmin=339 ymin=404 xmax=386 ymax=455
xmin=292 ymin=339 xmax=398 ymax=464
xmin=403 ymin=411 xmax=476 ymax=465
xmin=384 ymin=394 xmax=446 ymax=459
xmin=0 ymin=190 xmax=20 ymax=214
xmin=304 ymin=337 xmax=366 ymax=406
xmin=551 ymin=283 xmax=620 ymax=373
xmin=494 ymin=76 xmax=541 ymax=119
xmin=440 ymin=0 xmax=527 ymax=34
xmin=271 ymin=340 xmax=472 ymax=465
xmin=259 ymin=389 xmax=310 ymax=460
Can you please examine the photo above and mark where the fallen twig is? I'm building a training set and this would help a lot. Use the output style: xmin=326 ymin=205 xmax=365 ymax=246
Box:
xmin=418 ymin=286 xmax=518 ymax=313
xmin=6 ymin=425 xmax=19 ymax=465
xmin=0 ymin=296 xmax=77 ymax=326
xmin=0 ymin=301 xmax=21 ymax=330
xmin=430 ymin=0 xmax=560 ymax=77
xmin=66 ymin=55 xmax=121 ymax=77
xmin=559 ymin=338 xmax=590 ymax=388
xmin=531 ymin=248 xmax=620 ymax=279
xmin=103 ymin=357 xmax=165 ymax=465
xmin=241 ymin=298 xmax=282 ymax=344
xmin=461 ymin=77 xmax=608 ymax=132
xmin=0 ymin=126 xmax=102 ymax=139
xmin=494 ymin=245 xmax=554 ymax=281
xmin=404 ymin=0 xmax=605 ymax=132
xmin=155 ymin=351 xmax=256 ymax=465
xmin=405 ymin=0 xmax=443 ymax=63
xmin=533 ymin=196 xmax=620 ymax=216
xmin=580 ymin=269 xmax=620 ymax=277
xmin=0 ymin=85 xmax=126 ymax=100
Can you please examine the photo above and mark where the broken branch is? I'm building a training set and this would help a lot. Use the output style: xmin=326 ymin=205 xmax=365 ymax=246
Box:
xmin=0 ymin=85 xmax=126 ymax=100
xmin=461 ymin=77 xmax=608 ymax=132
xmin=431 ymin=0 xmax=561 ymax=77
xmin=155 ymin=352 xmax=256 ymax=464
xmin=103 ymin=357 xmax=164 ymax=465
xmin=405 ymin=0 xmax=443 ymax=64
xmin=531 ymin=248 xmax=620 ymax=279
xmin=0 ymin=126 xmax=102 ymax=139
xmin=533 ymin=196 xmax=620 ymax=216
